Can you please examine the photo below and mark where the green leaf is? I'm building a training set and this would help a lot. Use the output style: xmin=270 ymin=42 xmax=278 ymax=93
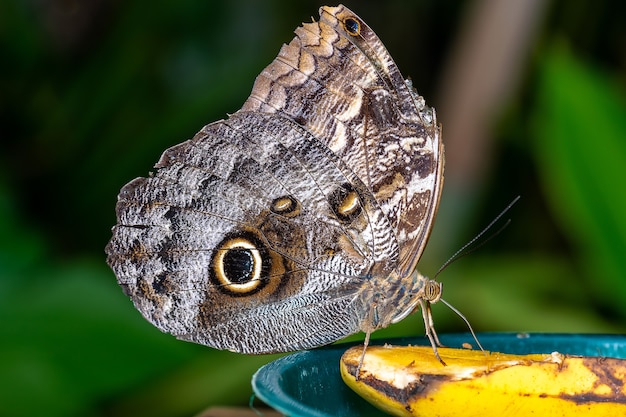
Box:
xmin=532 ymin=42 xmax=626 ymax=315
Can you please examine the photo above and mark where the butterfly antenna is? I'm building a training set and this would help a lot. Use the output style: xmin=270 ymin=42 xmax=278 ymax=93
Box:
xmin=440 ymin=298 xmax=485 ymax=354
xmin=434 ymin=195 xmax=520 ymax=278
xmin=435 ymin=218 xmax=512 ymax=276
xmin=431 ymin=196 xmax=520 ymax=356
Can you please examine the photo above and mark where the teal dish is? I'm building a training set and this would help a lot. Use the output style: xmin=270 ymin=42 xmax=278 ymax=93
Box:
xmin=252 ymin=333 xmax=626 ymax=417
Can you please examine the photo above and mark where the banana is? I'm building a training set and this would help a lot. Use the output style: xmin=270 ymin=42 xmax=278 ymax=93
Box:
xmin=340 ymin=344 xmax=626 ymax=416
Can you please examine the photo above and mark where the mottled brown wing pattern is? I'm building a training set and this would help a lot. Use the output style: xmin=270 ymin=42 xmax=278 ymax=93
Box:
xmin=106 ymin=4 xmax=445 ymax=354
xmin=242 ymin=5 xmax=443 ymax=278
xmin=106 ymin=109 xmax=403 ymax=353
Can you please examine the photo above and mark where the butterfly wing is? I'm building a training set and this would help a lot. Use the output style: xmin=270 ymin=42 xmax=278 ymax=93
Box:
xmin=106 ymin=111 xmax=400 ymax=353
xmin=106 ymin=5 xmax=444 ymax=353
xmin=242 ymin=5 xmax=444 ymax=279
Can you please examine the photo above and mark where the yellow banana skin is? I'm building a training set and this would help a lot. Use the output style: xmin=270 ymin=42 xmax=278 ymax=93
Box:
xmin=340 ymin=344 xmax=626 ymax=417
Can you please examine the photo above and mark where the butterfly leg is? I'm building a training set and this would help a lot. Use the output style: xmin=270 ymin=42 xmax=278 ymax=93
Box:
xmin=355 ymin=330 xmax=372 ymax=380
xmin=419 ymin=298 xmax=446 ymax=366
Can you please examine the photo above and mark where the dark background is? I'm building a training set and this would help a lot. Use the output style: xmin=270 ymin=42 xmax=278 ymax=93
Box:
xmin=1 ymin=0 xmax=625 ymax=416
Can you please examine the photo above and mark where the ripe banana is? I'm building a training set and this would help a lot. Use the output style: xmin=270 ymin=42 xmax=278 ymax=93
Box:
xmin=340 ymin=344 xmax=626 ymax=416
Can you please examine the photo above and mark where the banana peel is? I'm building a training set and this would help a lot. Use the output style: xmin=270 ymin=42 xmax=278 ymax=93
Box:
xmin=340 ymin=344 xmax=626 ymax=416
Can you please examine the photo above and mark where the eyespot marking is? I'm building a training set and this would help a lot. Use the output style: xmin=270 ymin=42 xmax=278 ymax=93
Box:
xmin=344 ymin=17 xmax=361 ymax=36
xmin=329 ymin=184 xmax=362 ymax=223
xmin=270 ymin=195 xmax=301 ymax=217
xmin=211 ymin=234 xmax=268 ymax=296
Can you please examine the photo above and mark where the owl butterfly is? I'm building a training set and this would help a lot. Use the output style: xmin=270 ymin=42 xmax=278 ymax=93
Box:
xmin=106 ymin=4 xmax=451 ymax=363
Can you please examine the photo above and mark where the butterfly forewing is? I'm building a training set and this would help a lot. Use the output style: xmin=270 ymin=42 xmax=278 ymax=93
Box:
xmin=242 ymin=5 xmax=443 ymax=280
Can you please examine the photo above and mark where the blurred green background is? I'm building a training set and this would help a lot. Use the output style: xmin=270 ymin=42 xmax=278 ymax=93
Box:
xmin=1 ymin=0 xmax=625 ymax=416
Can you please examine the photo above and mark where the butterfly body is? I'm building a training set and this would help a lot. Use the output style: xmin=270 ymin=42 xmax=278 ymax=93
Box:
xmin=106 ymin=5 xmax=443 ymax=354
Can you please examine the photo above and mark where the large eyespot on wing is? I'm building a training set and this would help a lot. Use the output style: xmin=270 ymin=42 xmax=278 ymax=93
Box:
xmin=209 ymin=231 xmax=273 ymax=296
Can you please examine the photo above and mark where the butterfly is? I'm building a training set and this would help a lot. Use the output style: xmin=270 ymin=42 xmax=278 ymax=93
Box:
xmin=105 ymin=4 xmax=446 ymax=360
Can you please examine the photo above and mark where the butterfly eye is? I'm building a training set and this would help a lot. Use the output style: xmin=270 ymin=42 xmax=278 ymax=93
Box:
xmin=424 ymin=280 xmax=442 ymax=303
xmin=211 ymin=235 xmax=268 ymax=295
xmin=343 ymin=17 xmax=361 ymax=36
